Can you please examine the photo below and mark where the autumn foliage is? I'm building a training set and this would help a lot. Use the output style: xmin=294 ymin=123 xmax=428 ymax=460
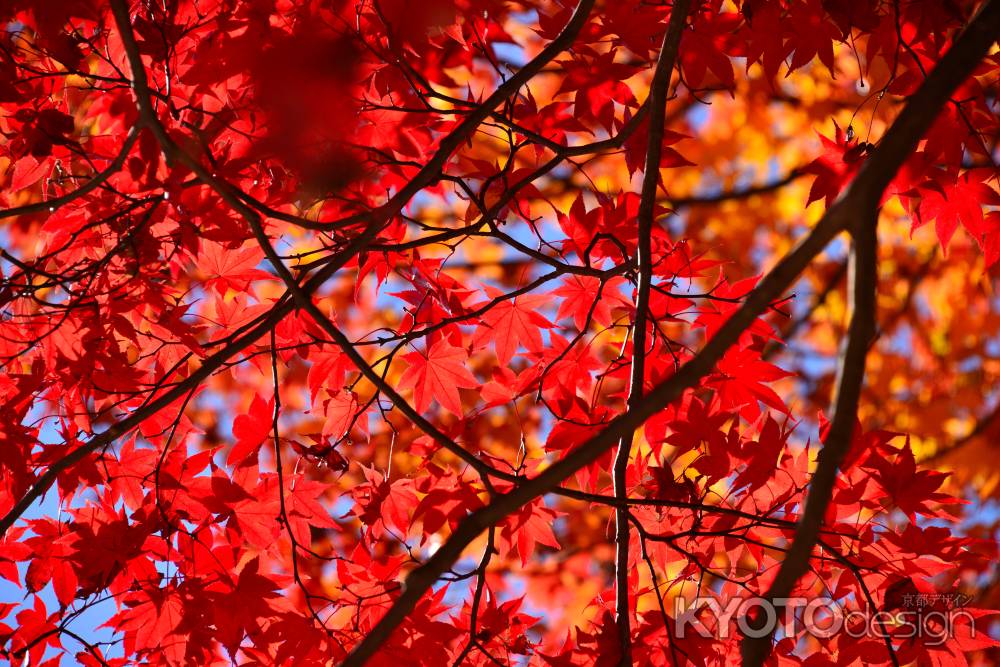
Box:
xmin=1 ymin=0 xmax=1000 ymax=665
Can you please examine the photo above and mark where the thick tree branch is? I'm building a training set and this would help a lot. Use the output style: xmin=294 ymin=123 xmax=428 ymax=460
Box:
xmin=739 ymin=207 xmax=878 ymax=667
xmin=335 ymin=3 xmax=1000 ymax=663
xmin=614 ymin=1 xmax=691 ymax=661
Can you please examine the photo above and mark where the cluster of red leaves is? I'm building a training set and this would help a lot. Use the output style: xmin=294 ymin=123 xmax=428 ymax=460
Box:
xmin=0 ymin=0 xmax=997 ymax=665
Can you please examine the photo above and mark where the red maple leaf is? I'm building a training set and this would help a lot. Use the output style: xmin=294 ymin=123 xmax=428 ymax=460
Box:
xmin=199 ymin=241 xmax=272 ymax=296
xmin=914 ymin=170 xmax=1000 ymax=251
xmin=111 ymin=586 xmax=186 ymax=665
xmin=708 ymin=346 xmax=791 ymax=419
xmin=473 ymin=291 xmax=554 ymax=365
xmin=399 ymin=339 xmax=478 ymax=416
xmin=227 ymin=394 xmax=274 ymax=466
xmin=553 ymin=275 xmax=630 ymax=330
xmin=803 ymin=123 xmax=869 ymax=207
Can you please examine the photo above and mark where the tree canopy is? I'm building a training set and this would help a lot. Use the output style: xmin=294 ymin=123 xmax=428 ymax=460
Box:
xmin=0 ymin=0 xmax=999 ymax=665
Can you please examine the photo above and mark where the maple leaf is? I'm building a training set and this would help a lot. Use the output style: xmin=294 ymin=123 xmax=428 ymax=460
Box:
xmin=307 ymin=346 xmax=352 ymax=403
xmin=976 ymin=210 xmax=1000 ymax=266
xmin=224 ymin=483 xmax=283 ymax=550
xmin=574 ymin=610 xmax=624 ymax=667
xmin=646 ymin=465 xmax=696 ymax=502
xmin=741 ymin=1 xmax=788 ymax=80
xmin=398 ymin=339 xmax=478 ymax=415
xmin=289 ymin=435 xmax=349 ymax=472
xmin=785 ymin=1 xmax=842 ymax=74
xmin=472 ymin=291 xmax=554 ymax=365
xmin=461 ymin=591 xmax=540 ymax=656
xmin=204 ymin=293 xmax=271 ymax=343
xmin=321 ymin=388 xmax=360 ymax=439
xmin=227 ymin=393 xmax=274 ymax=466
xmin=213 ymin=556 xmax=282 ymax=657
xmin=802 ymin=123 xmax=868 ymax=207
xmin=414 ymin=472 xmax=485 ymax=537
xmin=112 ymin=586 xmax=186 ymax=665
xmin=623 ymin=124 xmax=693 ymax=176
xmin=731 ymin=414 xmax=789 ymax=492
xmin=12 ymin=596 xmax=60 ymax=666
xmin=680 ymin=11 xmax=739 ymax=90
xmin=351 ymin=466 xmax=418 ymax=538
xmin=199 ymin=241 xmax=273 ymax=296
xmin=692 ymin=273 xmax=778 ymax=342
xmin=0 ymin=530 xmax=30 ymax=585
xmin=553 ymin=275 xmax=630 ymax=330
xmin=864 ymin=441 xmax=954 ymax=521
xmin=913 ymin=170 xmax=1000 ymax=251
xmin=498 ymin=500 xmax=561 ymax=566
xmin=708 ymin=346 xmax=791 ymax=419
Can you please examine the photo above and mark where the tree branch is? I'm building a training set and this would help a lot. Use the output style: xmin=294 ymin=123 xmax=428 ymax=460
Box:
xmin=666 ymin=167 xmax=805 ymax=210
xmin=739 ymin=206 xmax=878 ymax=667
xmin=614 ymin=1 xmax=692 ymax=661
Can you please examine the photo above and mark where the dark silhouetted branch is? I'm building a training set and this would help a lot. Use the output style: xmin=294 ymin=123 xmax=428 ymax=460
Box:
xmin=614 ymin=1 xmax=692 ymax=661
